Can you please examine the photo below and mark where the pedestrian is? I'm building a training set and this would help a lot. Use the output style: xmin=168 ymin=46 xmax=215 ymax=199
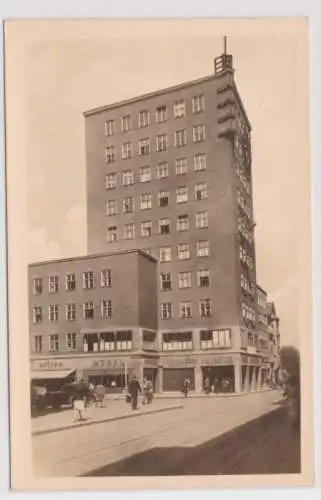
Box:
xmin=182 ymin=377 xmax=190 ymax=398
xmin=72 ymin=391 xmax=86 ymax=422
xmin=204 ymin=377 xmax=210 ymax=395
xmin=94 ymin=383 xmax=106 ymax=408
xmin=128 ymin=375 xmax=142 ymax=410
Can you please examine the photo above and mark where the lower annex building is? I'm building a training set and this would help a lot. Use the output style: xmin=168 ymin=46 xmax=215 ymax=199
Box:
xmin=29 ymin=249 xmax=279 ymax=394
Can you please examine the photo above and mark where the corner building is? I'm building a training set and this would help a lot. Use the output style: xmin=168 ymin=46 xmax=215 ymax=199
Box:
xmin=29 ymin=250 xmax=159 ymax=391
xmin=84 ymin=51 xmax=266 ymax=393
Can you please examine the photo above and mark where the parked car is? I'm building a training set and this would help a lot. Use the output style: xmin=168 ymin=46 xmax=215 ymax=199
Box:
xmin=30 ymin=384 xmax=47 ymax=411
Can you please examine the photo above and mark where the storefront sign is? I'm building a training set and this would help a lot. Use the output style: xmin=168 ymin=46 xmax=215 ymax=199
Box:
xmin=161 ymin=357 xmax=197 ymax=368
xmin=92 ymin=358 xmax=127 ymax=369
xmin=241 ymin=355 xmax=261 ymax=366
xmin=144 ymin=358 xmax=158 ymax=368
xmin=201 ymin=356 xmax=234 ymax=366
xmin=31 ymin=360 xmax=65 ymax=370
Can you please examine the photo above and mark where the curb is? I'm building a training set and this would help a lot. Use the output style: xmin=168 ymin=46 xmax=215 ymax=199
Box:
xmin=105 ymin=388 xmax=275 ymax=401
xmin=32 ymin=404 xmax=184 ymax=437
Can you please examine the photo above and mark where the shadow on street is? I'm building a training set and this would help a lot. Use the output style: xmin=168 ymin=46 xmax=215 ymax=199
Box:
xmin=81 ymin=406 xmax=300 ymax=477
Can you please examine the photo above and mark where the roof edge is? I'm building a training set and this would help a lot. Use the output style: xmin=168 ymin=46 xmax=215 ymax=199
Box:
xmin=83 ymin=72 xmax=228 ymax=117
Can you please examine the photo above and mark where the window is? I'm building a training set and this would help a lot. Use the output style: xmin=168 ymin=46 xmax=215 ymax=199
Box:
xmin=198 ymin=269 xmax=210 ymax=288
xmin=82 ymin=271 xmax=94 ymax=289
xmin=101 ymin=269 xmax=112 ymax=287
xmin=33 ymin=278 xmax=43 ymax=295
xmin=140 ymin=166 xmax=151 ymax=182
xmin=159 ymin=218 xmax=170 ymax=234
xmin=200 ymin=298 xmax=211 ymax=317
xmin=192 ymin=94 xmax=204 ymax=113
xmin=156 ymin=105 xmax=167 ymax=123
xmin=176 ymin=157 xmax=187 ymax=175
xmin=83 ymin=301 xmax=95 ymax=320
xmin=65 ymin=333 xmax=76 ymax=350
xmin=197 ymin=240 xmax=209 ymax=257
xmin=123 ymin=196 xmax=133 ymax=214
xmin=106 ymin=173 xmax=117 ymax=189
xmin=116 ymin=330 xmax=132 ymax=351
xmin=196 ymin=211 xmax=208 ymax=228
xmin=49 ymin=334 xmax=59 ymax=352
xmin=65 ymin=273 xmax=76 ymax=291
xmin=156 ymin=134 xmax=168 ymax=152
xmin=105 ymin=146 xmax=116 ymax=163
xmin=140 ymin=192 xmax=152 ymax=210
xmin=176 ymin=186 xmax=188 ymax=203
xmin=105 ymin=119 xmax=115 ymax=136
xmin=48 ymin=275 xmax=58 ymax=293
xmin=159 ymin=190 xmax=169 ymax=207
xmin=122 ymin=142 xmax=132 ymax=160
xmin=157 ymin=162 xmax=169 ymax=179
xmin=121 ymin=114 xmax=131 ymax=132
xmin=138 ymin=110 xmax=150 ymax=128
xmin=124 ymin=222 xmax=135 ymax=240
xmin=163 ymin=332 xmax=193 ymax=351
xmin=105 ymin=199 xmax=118 ymax=216
xmin=200 ymin=329 xmax=231 ymax=349
xmin=101 ymin=300 xmax=112 ymax=319
xmin=177 ymin=214 xmax=189 ymax=232
xmin=122 ymin=170 xmax=134 ymax=186
xmin=138 ymin=138 xmax=150 ymax=156
xmin=175 ymin=129 xmax=186 ymax=147
xmin=65 ymin=303 xmax=76 ymax=321
xmin=160 ymin=247 xmax=171 ymax=262
xmin=180 ymin=301 xmax=192 ymax=318
xmin=178 ymin=272 xmax=191 ymax=289
xmin=141 ymin=221 xmax=152 ymax=237
xmin=195 ymin=183 xmax=207 ymax=200
xmin=193 ymin=125 xmax=206 ymax=143
xmin=161 ymin=303 xmax=172 ymax=320
xmin=174 ymin=100 xmax=185 ymax=118
xmin=107 ymin=226 xmax=117 ymax=242
xmin=160 ymin=272 xmax=171 ymax=291
xmin=96 ymin=332 xmax=116 ymax=352
xmin=32 ymin=335 xmax=43 ymax=352
xmin=32 ymin=306 xmax=42 ymax=324
xmin=178 ymin=243 xmax=190 ymax=260
xmin=194 ymin=153 xmax=207 ymax=171
xmin=241 ymin=302 xmax=256 ymax=323
xmin=48 ymin=304 xmax=58 ymax=322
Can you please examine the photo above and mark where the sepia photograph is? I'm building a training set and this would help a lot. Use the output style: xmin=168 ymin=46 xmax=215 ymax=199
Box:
xmin=4 ymin=17 xmax=314 ymax=490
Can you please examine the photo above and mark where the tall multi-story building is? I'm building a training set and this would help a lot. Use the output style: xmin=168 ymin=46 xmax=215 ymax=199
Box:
xmin=83 ymin=49 xmax=268 ymax=393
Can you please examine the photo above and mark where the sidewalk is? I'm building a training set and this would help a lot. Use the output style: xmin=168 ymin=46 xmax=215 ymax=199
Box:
xmin=32 ymin=399 xmax=183 ymax=437
xmin=104 ymin=387 xmax=274 ymax=401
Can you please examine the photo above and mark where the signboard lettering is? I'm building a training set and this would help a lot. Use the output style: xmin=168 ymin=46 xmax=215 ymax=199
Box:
xmin=31 ymin=360 xmax=64 ymax=370
xmin=91 ymin=358 xmax=127 ymax=369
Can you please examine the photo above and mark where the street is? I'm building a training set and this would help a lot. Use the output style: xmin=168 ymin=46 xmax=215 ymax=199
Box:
xmin=32 ymin=390 xmax=300 ymax=477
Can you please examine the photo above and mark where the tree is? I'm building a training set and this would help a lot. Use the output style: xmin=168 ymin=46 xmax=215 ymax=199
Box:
xmin=280 ymin=346 xmax=300 ymax=379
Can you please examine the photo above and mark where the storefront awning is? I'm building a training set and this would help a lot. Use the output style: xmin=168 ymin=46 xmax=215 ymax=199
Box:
xmin=31 ymin=368 xmax=75 ymax=380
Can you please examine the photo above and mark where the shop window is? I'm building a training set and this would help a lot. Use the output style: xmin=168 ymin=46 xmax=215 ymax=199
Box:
xmin=116 ymin=330 xmax=132 ymax=351
xmin=162 ymin=332 xmax=192 ymax=351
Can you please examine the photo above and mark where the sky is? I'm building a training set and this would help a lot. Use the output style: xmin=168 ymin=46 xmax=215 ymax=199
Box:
xmin=20 ymin=18 xmax=309 ymax=348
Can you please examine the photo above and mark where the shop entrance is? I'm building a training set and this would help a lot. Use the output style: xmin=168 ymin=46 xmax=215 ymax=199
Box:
xmin=163 ymin=368 xmax=195 ymax=392
xmin=143 ymin=368 xmax=157 ymax=392
xmin=202 ymin=365 xmax=235 ymax=393
xmin=85 ymin=370 xmax=131 ymax=393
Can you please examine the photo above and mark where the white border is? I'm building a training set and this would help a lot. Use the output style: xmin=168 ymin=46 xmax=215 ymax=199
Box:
xmin=0 ymin=0 xmax=320 ymax=498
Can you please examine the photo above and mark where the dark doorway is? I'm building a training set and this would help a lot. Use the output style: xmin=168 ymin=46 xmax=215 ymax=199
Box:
xmin=162 ymin=368 xmax=194 ymax=392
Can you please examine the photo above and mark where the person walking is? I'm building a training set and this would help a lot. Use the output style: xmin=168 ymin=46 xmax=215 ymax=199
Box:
xmin=182 ymin=377 xmax=190 ymax=398
xmin=128 ymin=375 xmax=142 ymax=410
xmin=94 ymin=383 xmax=106 ymax=408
